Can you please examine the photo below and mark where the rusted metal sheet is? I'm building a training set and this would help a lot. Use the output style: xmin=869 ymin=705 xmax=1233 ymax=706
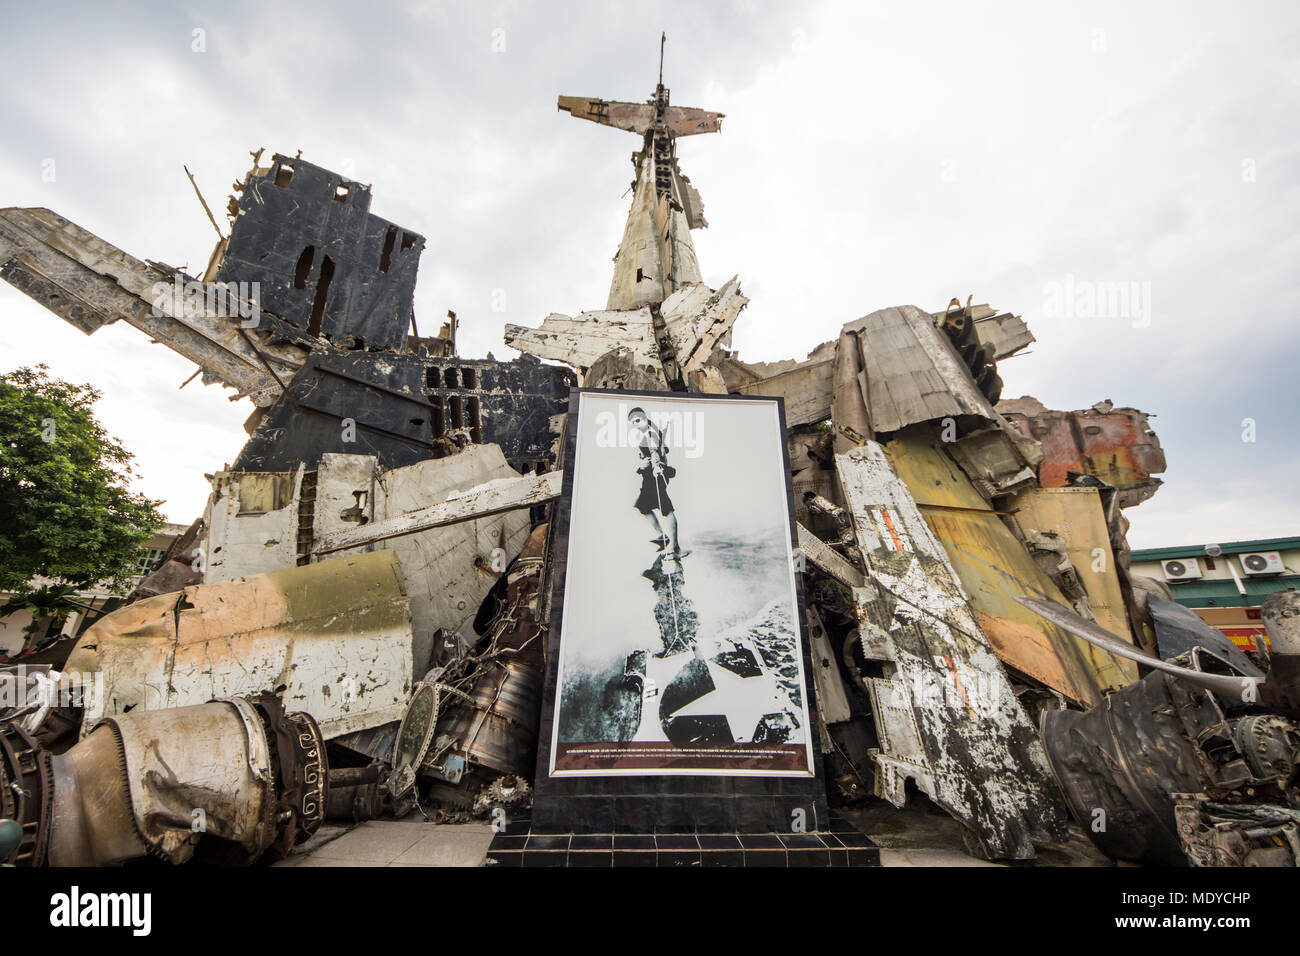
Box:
xmin=1009 ymin=486 xmax=1135 ymax=645
xmin=557 ymin=95 xmax=723 ymax=137
xmin=796 ymin=523 xmax=864 ymax=588
xmin=218 ymin=153 xmax=423 ymax=351
xmin=732 ymin=342 xmax=836 ymax=428
xmin=945 ymin=420 xmax=1041 ymax=499
xmin=557 ymin=95 xmax=656 ymax=133
xmin=330 ymin=446 xmax=534 ymax=672
xmin=660 ymin=277 xmax=747 ymax=373
xmin=998 ymin=397 xmax=1166 ymax=507
xmin=127 ymin=519 xmax=205 ymax=602
xmin=831 ymin=327 xmax=873 ymax=453
xmin=204 ymin=468 xmax=305 ymax=580
xmin=883 ymin=428 xmax=1137 ymax=704
xmin=720 ymin=337 xmax=834 ymax=385
xmin=844 ymin=305 xmax=998 ymax=435
xmin=314 ymin=468 xmax=560 ymax=555
xmin=201 ymin=446 xmax=533 ymax=673
xmin=586 ymin=345 xmax=670 ymax=390
xmin=505 ymin=279 xmax=745 ymax=390
xmin=62 ymin=550 xmax=414 ymax=739
xmin=609 ymin=155 xmax=704 ymax=311
xmin=0 ymin=206 xmax=314 ymax=406
xmin=505 ymin=307 xmax=660 ymax=370
xmin=837 ymin=441 xmax=1068 ymax=860
xmin=929 ymin=301 xmax=1035 ymax=360
xmin=973 ymin=310 xmax=1034 ymax=359
xmin=233 ymin=350 xmax=573 ymax=474
xmin=806 ymin=606 xmax=852 ymax=725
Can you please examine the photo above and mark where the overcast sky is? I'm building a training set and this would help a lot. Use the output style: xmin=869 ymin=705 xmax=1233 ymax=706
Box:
xmin=1 ymin=0 xmax=1297 ymax=550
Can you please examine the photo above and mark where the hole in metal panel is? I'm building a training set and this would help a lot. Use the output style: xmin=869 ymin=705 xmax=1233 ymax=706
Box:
xmin=379 ymin=225 xmax=397 ymax=273
xmin=308 ymin=255 xmax=335 ymax=337
xmin=293 ymin=246 xmax=315 ymax=290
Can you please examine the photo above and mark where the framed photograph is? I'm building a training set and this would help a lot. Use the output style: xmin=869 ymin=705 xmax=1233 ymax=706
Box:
xmin=545 ymin=389 xmax=815 ymax=777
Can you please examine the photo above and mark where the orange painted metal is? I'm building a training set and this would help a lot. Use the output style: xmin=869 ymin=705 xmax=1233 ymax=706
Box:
xmin=1000 ymin=400 xmax=1166 ymax=508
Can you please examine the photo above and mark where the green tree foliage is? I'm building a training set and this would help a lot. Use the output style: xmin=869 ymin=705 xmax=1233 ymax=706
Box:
xmin=0 ymin=365 xmax=163 ymax=595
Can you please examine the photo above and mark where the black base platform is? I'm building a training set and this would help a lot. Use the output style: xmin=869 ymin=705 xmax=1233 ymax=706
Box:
xmin=484 ymin=810 xmax=880 ymax=867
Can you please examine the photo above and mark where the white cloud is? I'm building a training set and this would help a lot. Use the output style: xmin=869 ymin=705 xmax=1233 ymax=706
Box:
xmin=0 ymin=0 xmax=1296 ymax=544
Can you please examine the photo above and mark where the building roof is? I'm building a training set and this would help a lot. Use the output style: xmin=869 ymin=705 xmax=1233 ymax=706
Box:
xmin=1159 ymin=575 xmax=1300 ymax=608
xmin=1131 ymin=535 xmax=1300 ymax=562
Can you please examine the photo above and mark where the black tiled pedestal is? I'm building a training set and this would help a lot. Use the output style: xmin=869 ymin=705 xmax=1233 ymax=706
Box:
xmin=484 ymin=810 xmax=879 ymax=868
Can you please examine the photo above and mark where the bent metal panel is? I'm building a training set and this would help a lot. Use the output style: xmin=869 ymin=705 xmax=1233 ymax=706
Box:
xmin=550 ymin=390 xmax=814 ymax=777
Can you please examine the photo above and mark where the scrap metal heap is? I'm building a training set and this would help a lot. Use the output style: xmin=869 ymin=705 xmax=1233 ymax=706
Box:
xmin=2 ymin=62 xmax=1297 ymax=867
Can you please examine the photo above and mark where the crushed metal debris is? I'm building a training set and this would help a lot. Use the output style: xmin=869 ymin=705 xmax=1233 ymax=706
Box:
xmin=1 ymin=57 xmax=1294 ymax=871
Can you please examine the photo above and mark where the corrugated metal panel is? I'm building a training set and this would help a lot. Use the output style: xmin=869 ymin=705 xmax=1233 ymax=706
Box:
xmin=847 ymin=305 xmax=997 ymax=434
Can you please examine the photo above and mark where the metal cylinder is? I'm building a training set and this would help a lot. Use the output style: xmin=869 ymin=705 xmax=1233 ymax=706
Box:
xmin=1040 ymin=672 xmax=1219 ymax=866
xmin=434 ymin=661 xmax=542 ymax=777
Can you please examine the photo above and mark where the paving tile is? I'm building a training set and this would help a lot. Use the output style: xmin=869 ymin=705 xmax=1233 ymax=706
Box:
xmin=655 ymin=834 xmax=700 ymax=850
xmin=880 ymin=848 xmax=997 ymax=868
xmin=310 ymin=821 xmax=428 ymax=863
xmin=391 ymin=826 xmax=495 ymax=866
xmin=612 ymin=849 xmax=657 ymax=867
xmin=700 ymin=849 xmax=744 ymax=867
xmin=525 ymin=833 xmax=571 ymax=851
xmin=567 ymin=849 xmax=613 ymax=867
xmin=787 ymin=848 xmax=831 ymax=867
xmin=697 ymin=833 xmax=742 ymax=850
xmin=522 ymin=849 xmax=569 ymax=867
xmin=613 ymin=834 xmax=656 ymax=850
xmin=286 ymin=856 xmax=382 ymax=868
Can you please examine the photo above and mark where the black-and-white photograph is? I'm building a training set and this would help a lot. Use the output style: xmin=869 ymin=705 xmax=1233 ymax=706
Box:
xmin=549 ymin=391 xmax=814 ymax=776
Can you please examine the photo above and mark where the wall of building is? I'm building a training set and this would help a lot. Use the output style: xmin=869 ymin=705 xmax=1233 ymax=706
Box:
xmin=1131 ymin=535 xmax=1300 ymax=653
xmin=0 ymin=523 xmax=187 ymax=659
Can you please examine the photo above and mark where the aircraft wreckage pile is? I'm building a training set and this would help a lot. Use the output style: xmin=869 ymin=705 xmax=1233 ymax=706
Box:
xmin=1 ymin=75 xmax=1298 ymax=868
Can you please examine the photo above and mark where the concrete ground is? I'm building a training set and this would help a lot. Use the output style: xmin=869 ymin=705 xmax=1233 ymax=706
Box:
xmin=840 ymin=795 xmax=1114 ymax=867
xmin=274 ymin=820 xmax=495 ymax=867
xmin=276 ymin=796 xmax=1112 ymax=867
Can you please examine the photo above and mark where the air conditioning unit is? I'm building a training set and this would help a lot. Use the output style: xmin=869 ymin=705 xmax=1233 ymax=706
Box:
xmin=1161 ymin=557 xmax=1202 ymax=582
xmin=1239 ymin=551 xmax=1285 ymax=576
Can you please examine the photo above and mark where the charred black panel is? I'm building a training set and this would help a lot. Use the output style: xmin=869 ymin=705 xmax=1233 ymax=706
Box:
xmin=217 ymin=153 xmax=424 ymax=351
xmin=233 ymin=351 xmax=573 ymax=473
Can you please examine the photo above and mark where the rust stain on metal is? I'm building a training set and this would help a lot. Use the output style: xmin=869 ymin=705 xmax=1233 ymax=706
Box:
xmin=999 ymin=397 xmax=1166 ymax=507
